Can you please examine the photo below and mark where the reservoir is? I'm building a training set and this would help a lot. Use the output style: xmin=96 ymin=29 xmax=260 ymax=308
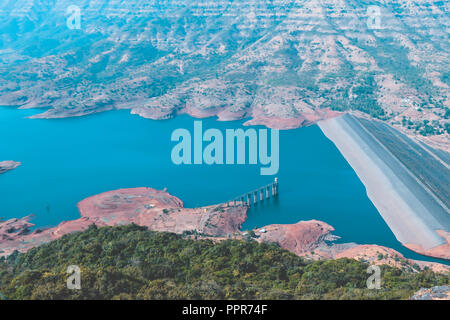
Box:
xmin=0 ymin=106 xmax=446 ymax=264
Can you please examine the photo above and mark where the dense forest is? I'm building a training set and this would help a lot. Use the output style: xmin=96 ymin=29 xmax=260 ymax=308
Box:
xmin=0 ymin=224 xmax=448 ymax=300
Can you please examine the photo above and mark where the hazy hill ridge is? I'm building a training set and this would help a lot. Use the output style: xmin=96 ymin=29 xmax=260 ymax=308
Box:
xmin=0 ymin=0 xmax=448 ymax=148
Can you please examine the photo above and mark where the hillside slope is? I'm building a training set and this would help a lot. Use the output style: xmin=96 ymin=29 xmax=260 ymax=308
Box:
xmin=0 ymin=0 xmax=448 ymax=149
xmin=0 ymin=224 xmax=448 ymax=300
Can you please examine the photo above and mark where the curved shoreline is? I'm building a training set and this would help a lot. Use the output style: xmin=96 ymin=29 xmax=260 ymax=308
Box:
xmin=1 ymin=107 xmax=448 ymax=262
xmin=0 ymin=187 xmax=448 ymax=273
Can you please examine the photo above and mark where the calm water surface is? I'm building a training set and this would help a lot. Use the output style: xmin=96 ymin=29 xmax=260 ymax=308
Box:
xmin=0 ymin=106 xmax=447 ymax=264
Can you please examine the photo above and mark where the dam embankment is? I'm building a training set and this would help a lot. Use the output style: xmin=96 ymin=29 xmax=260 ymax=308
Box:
xmin=319 ymin=114 xmax=450 ymax=260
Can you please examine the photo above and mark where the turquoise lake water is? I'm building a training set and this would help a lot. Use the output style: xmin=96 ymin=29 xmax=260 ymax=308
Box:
xmin=0 ymin=106 xmax=447 ymax=264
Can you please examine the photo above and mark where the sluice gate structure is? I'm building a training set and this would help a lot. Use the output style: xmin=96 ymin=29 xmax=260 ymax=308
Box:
xmin=227 ymin=177 xmax=278 ymax=207
xmin=197 ymin=178 xmax=278 ymax=234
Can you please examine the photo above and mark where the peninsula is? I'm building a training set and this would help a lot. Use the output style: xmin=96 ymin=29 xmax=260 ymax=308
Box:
xmin=0 ymin=187 xmax=448 ymax=274
xmin=0 ymin=0 xmax=448 ymax=152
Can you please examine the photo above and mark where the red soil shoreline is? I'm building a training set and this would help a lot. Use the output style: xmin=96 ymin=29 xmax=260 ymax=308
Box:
xmin=1 ymin=187 xmax=448 ymax=274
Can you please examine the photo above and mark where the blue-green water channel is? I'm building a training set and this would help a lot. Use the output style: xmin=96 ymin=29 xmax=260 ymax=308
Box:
xmin=0 ymin=106 xmax=447 ymax=264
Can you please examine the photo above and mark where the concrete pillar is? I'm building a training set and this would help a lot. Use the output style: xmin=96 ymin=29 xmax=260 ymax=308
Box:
xmin=247 ymin=194 xmax=252 ymax=206
xmin=266 ymin=186 xmax=270 ymax=199
xmin=260 ymin=189 xmax=264 ymax=201
xmin=253 ymin=191 xmax=257 ymax=204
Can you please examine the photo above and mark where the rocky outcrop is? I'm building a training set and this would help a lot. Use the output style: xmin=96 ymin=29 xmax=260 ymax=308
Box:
xmin=1 ymin=187 xmax=448 ymax=274
xmin=0 ymin=188 xmax=248 ymax=257
xmin=411 ymin=286 xmax=450 ymax=300
xmin=0 ymin=161 xmax=20 ymax=174
xmin=0 ymin=216 xmax=33 ymax=241
xmin=333 ymin=245 xmax=449 ymax=274
xmin=256 ymin=220 xmax=336 ymax=256
xmin=254 ymin=223 xmax=449 ymax=274
xmin=76 ymin=187 xmax=247 ymax=237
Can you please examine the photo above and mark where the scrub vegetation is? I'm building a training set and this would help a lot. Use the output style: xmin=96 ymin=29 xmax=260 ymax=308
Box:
xmin=0 ymin=224 xmax=447 ymax=300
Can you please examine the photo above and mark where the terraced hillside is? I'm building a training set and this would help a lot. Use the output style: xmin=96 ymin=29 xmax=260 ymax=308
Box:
xmin=0 ymin=0 xmax=448 ymax=150
xmin=319 ymin=114 xmax=450 ymax=260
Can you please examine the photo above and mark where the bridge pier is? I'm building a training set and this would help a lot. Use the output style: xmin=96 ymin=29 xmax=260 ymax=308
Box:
xmin=272 ymin=178 xmax=278 ymax=196
xmin=229 ymin=178 xmax=278 ymax=208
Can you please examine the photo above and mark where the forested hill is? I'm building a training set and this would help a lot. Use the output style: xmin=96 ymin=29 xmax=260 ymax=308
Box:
xmin=0 ymin=224 xmax=448 ymax=300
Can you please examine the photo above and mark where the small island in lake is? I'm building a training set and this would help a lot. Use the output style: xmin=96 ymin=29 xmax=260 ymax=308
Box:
xmin=1 ymin=187 xmax=448 ymax=274
xmin=0 ymin=161 xmax=20 ymax=174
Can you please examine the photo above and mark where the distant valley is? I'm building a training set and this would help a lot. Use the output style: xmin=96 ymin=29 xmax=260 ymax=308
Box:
xmin=0 ymin=0 xmax=448 ymax=150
